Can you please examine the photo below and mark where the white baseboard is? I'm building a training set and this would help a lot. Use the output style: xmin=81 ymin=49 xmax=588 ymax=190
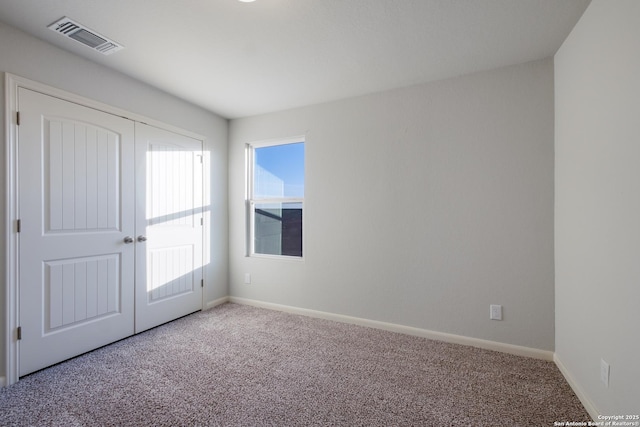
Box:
xmin=204 ymin=296 xmax=230 ymax=310
xmin=554 ymin=353 xmax=599 ymax=421
xmin=228 ymin=296 xmax=554 ymax=361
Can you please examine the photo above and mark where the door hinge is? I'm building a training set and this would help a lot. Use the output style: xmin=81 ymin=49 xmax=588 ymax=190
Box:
xmin=16 ymin=219 xmax=21 ymax=233
xmin=17 ymin=326 xmax=22 ymax=340
xmin=16 ymin=111 xmax=20 ymax=126
xmin=200 ymin=217 xmax=203 ymax=226
xmin=201 ymin=279 xmax=204 ymax=288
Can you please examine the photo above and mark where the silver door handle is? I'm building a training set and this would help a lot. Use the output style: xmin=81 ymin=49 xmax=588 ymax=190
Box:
xmin=137 ymin=235 xmax=147 ymax=242
xmin=123 ymin=236 xmax=134 ymax=244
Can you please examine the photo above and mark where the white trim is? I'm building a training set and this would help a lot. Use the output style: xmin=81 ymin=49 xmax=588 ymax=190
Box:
xmin=4 ymin=73 xmax=20 ymax=386
xmin=228 ymin=296 xmax=554 ymax=361
xmin=204 ymin=296 xmax=230 ymax=310
xmin=3 ymin=73 xmax=208 ymax=386
xmin=252 ymin=197 xmax=304 ymax=204
xmin=554 ymin=353 xmax=599 ymax=421
xmin=248 ymin=135 xmax=306 ymax=149
xmin=0 ymin=376 xmax=5 ymax=387
xmin=246 ymin=136 xmax=305 ymax=259
xmin=248 ymin=253 xmax=305 ymax=263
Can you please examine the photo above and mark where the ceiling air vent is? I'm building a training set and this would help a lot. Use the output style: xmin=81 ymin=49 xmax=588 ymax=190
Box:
xmin=48 ymin=17 xmax=124 ymax=55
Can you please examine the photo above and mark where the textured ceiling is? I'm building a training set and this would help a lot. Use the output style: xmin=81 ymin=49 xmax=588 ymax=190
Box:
xmin=0 ymin=0 xmax=590 ymax=119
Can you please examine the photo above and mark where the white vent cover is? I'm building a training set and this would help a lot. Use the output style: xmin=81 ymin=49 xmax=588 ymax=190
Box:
xmin=48 ymin=17 xmax=124 ymax=55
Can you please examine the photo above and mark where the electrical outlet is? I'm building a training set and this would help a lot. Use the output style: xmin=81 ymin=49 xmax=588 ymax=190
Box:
xmin=490 ymin=304 xmax=502 ymax=320
xmin=600 ymin=359 xmax=610 ymax=387
xmin=244 ymin=273 xmax=251 ymax=284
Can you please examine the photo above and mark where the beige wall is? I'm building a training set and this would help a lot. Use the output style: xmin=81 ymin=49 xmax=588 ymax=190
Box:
xmin=229 ymin=58 xmax=555 ymax=351
xmin=555 ymin=0 xmax=640 ymax=415
xmin=0 ymin=21 xmax=229 ymax=381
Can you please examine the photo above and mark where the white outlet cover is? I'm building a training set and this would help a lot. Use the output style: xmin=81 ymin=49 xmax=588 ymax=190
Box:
xmin=244 ymin=273 xmax=251 ymax=284
xmin=490 ymin=304 xmax=502 ymax=320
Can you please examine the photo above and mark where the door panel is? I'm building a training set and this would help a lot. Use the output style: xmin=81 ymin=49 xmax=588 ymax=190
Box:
xmin=148 ymin=245 xmax=195 ymax=302
xmin=134 ymin=123 xmax=203 ymax=333
xmin=45 ymin=119 xmax=121 ymax=232
xmin=44 ymin=254 xmax=120 ymax=332
xmin=18 ymin=88 xmax=136 ymax=376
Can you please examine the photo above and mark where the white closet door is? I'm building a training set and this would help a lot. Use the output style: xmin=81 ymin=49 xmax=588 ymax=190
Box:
xmin=134 ymin=123 xmax=203 ymax=333
xmin=18 ymin=88 xmax=136 ymax=376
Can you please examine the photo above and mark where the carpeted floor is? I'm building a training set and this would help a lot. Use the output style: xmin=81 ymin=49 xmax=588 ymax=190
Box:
xmin=1 ymin=303 xmax=589 ymax=426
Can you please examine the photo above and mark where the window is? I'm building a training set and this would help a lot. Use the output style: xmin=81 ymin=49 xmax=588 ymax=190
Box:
xmin=247 ymin=137 xmax=304 ymax=258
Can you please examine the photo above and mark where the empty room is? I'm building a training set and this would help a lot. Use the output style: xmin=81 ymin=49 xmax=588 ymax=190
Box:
xmin=1 ymin=0 xmax=638 ymax=425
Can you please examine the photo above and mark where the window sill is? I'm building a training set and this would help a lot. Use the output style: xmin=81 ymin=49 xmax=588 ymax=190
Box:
xmin=247 ymin=253 xmax=305 ymax=262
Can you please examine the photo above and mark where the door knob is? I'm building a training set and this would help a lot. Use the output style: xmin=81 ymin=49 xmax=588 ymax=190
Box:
xmin=137 ymin=235 xmax=147 ymax=242
xmin=123 ymin=236 xmax=134 ymax=244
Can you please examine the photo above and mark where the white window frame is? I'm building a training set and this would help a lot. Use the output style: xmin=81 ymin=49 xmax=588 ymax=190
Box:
xmin=246 ymin=136 xmax=305 ymax=260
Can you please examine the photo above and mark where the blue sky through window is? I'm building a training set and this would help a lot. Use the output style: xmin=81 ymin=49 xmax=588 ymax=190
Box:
xmin=255 ymin=142 xmax=304 ymax=198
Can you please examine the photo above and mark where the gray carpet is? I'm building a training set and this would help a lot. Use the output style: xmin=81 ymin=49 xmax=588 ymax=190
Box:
xmin=1 ymin=303 xmax=589 ymax=426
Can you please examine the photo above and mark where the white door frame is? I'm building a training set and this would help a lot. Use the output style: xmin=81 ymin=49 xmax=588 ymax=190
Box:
xmin=4 ymin=73 xmax=207 ymax=386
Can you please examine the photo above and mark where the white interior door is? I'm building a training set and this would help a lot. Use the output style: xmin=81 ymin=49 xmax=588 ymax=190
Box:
xmin=18 ymin=88 xmax=136 ymax=376
xmin=134 ymin=123 xmax=204 ymax=333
